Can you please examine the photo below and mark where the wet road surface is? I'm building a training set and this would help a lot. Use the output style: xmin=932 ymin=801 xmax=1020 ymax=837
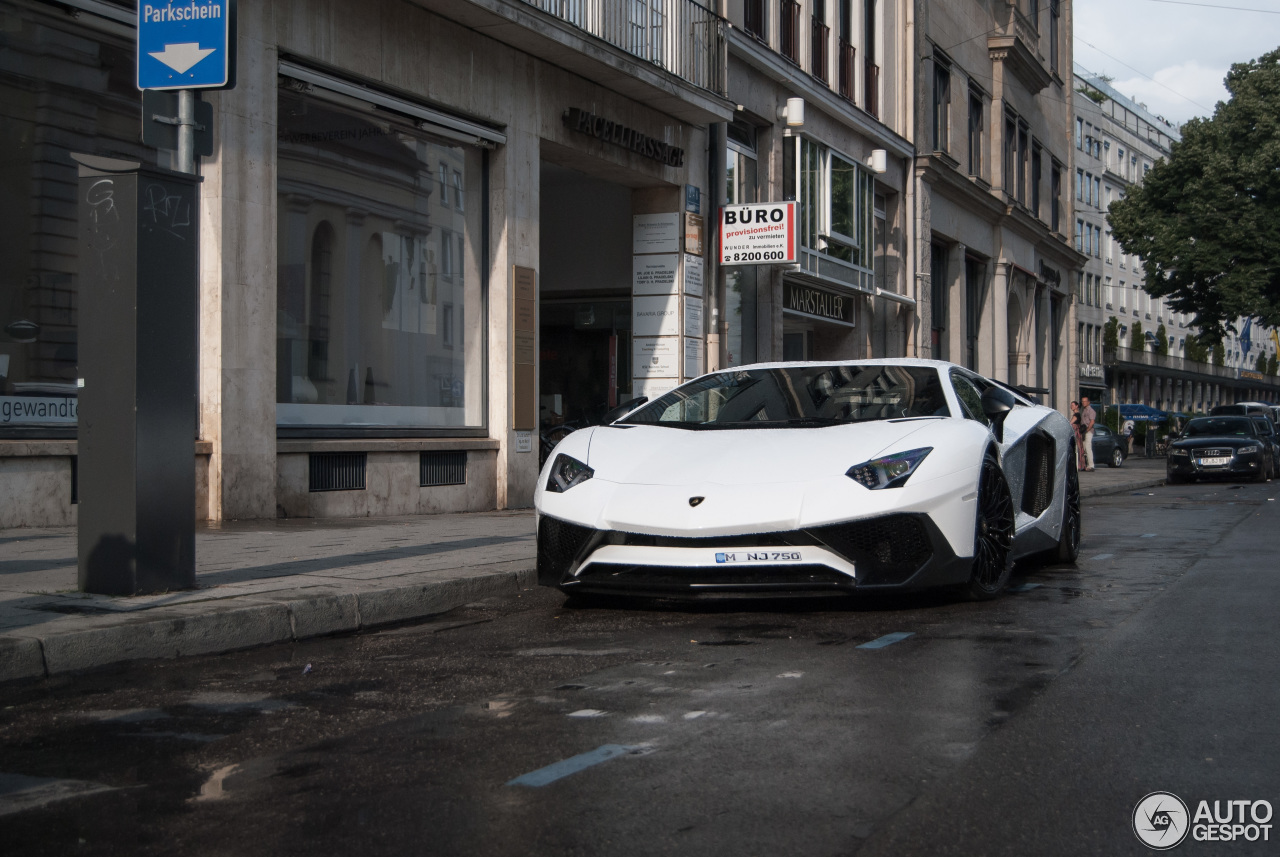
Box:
xmin=2 ymin=481 xmax=1278 ymax=856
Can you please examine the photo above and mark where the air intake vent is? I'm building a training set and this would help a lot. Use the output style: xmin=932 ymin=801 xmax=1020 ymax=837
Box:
xmin=1022 ymin=432 xmax=1055 ymax=518
xmin=421 ymin=451 xmax=467 ymax=486
xmin=309 ymin=452 xmax=366 ymax=492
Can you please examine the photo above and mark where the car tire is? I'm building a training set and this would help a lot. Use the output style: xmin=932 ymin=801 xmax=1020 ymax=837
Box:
xmin=1109 ymin=447 xmax=1124 ymax=468
xmin=964 ymin=456 xmax=1015 ymax=600
xmin=1052 ymin=455 xmax=1082 ymax=564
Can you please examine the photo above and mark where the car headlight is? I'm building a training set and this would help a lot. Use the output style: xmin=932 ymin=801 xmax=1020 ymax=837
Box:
xmin=546 ymin=453 xmax=594 ymax=493
xmin=1170 ymin=448 xmax=1189 ymax=458
xmin=1239 ymin=444 xmax=1261 ymax=454
xmin=847 ymin=447 xmax=933 ymax=490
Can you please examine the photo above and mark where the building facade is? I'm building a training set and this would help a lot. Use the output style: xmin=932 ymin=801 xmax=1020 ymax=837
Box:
xmin=913 ymin=0 xmax=1083 ymax=411
xmin=0 ymin=0 xmax=731 ymax=527
xmin=1072 ymin=71 xmax=1280 ymax=413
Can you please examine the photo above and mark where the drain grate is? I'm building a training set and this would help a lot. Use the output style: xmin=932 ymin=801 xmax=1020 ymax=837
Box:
xmin=309 ymin=452 xmax=366 ymax=492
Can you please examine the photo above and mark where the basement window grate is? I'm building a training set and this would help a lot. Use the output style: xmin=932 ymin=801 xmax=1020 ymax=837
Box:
xmin=309 ymin=452 xmax=366 ymax=492
xmin=421 ymin=451 xmax=467 ymax=487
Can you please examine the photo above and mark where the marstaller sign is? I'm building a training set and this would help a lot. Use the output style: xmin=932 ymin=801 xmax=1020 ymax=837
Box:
xmin=564 ymin=108 xmax=685 ymax=167
xmin=785 ymin=282 xmax=855 ymax=324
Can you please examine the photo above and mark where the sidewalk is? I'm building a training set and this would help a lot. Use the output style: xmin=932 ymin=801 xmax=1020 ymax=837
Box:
xmin=0 ymin=457 xmax=1169 ymax=683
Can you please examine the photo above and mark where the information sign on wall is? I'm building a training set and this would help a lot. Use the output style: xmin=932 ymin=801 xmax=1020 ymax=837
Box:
xmin=633 ymin=254 xmax=679 ymax=295
xmin=683 ymin=254 xmax=704 ymax=297
xmin=633 ymin=294 xmax=680 ymax=337
xmin=633 ymin=337 xmax=679 ymax=378
xmin=684 ymin=296 xmax=702 ymax=338
xmin=633 ymin=213 xmax=681 ymax=254
xmin=720 ymin=201 xmax=797 ymax=265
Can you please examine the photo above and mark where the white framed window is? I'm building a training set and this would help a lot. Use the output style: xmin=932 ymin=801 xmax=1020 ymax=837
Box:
xmin=785 ymin=135 xmax=876 ymax=291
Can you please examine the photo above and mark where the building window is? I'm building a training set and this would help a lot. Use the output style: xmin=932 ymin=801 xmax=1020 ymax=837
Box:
xmin=1049 ymin=0 xmax=1059 ymax=73
xmin=277 ymin=82 xmax=487 ymax=430
xmin=968 ymin=90 xmax=984 ymax=176
xmin=787 ymin=136 xmax=875 ymax=290
xmin=1004 ymin=114 xmax=1017 ymax=195
xmin=931 ymin=240 xmax=948 ymax=360
xmin=1075 ymin=219 xmax=1083 ymax=252
xmin=1093 ymin=176 xmax=1101 ymax=208
xmin=0 ymin=4 xmax=149 ymax=437
xmin=1076 ymin=118 xmax=1083 ymax=150
xmin=1017 ymin=123 xmax=1029 ymax=204
xmin=811 ymin=0 xmax=830 ymax=83
xmin=1076 ymin=168 xmax=1084 ymax=201
xmin=1050 ymin=162 xmax=1062 ymax=233
xmin=932 ymin=56 xmax=951 ymax=153
xmin=1031 ymin=143 xmax=1042 ymax=218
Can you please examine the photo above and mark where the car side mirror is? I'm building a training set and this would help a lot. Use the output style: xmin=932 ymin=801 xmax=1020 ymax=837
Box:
xmin=980 ymin=386 xmax=1018 ymax=443
xmin=601 ymin=396 xmax=648 ymax=425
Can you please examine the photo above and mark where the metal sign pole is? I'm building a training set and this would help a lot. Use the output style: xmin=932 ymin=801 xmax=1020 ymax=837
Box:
xmin=176 ymin=89 xmax=196 ymax=175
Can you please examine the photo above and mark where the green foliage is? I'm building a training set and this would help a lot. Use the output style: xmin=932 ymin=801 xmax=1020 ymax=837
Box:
xmin=1108 ymin=48 xmax=1280 ymax=341
xmin=1185 ymin=332 xmax=1210 ymax=363
xmin=1104 ymin=316 xmax=1120 ymax=349
xmin=1156 ymin=323 xmax=1169 ymax=356
xmin=1213 ymin=340 xmax=1225 ymax=365
xmin=1076 ymin=83 xmax=1107 ymax=105
xmin=1269 ymin=352 xmax=1278 ymax=376
xmin=1257 ymin=352 xmax=1269 ymax=373
xmin=1130 ymin=320 xmax=1144 ymax=351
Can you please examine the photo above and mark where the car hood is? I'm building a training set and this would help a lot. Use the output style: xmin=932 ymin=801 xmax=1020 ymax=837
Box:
xmin=583 ymin=420 xmax=937 ymax=486
xmin=1170 ymin=435 xmax=1259 ymax=448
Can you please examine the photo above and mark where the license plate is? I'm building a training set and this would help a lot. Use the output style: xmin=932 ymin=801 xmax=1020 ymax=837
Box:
xmin=715 ymin=551 xmax=802 ymax=564
xmin=1197 ymin=456 xmax=1231 ymax=466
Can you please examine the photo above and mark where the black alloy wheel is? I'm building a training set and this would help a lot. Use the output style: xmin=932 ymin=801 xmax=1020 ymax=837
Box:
xmin=966 ymin=456 xmax=1015 ymax=600
xmin=1110 ymin=446 xmax=1124 ymax=468
xmin=1054 ymin=453 xmax=1082 ymax=564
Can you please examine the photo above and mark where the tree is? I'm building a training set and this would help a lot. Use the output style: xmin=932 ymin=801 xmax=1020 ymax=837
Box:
xmin=1108 ymin=48 xmax=1280 ymax=342
xmin=1213 ymin=340 xmax=1226 ymax=366
xmin=1257 ymin=352 xmax=1268 ymax=373
xmin=1104 ymin=316 xmax=1120 ymax=349
xmin=1156 ymin=323 xmax=1169 ymax=356
xmin=1130 ymin=320 xmax=1144 ymax=351
xmin=1186 ymin=332 xmax=1210 ymax=363
xmin=1269 ymin=353 xmax=1278 ymax=376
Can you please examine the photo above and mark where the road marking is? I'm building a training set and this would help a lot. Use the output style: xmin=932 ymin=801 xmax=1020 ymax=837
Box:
xmin=1141 ymin=533 xmax=1157 ymax=538
xmin=567 ymin=709 xmax=606 ymax=718
xmin=1008 ymin=583 xmax=1042 ymax=592
xmin=857 ymin=632 xmax=914 ymax=649
xmin=507 ymin=745 xmax=636 ymax=787
xmin=1090 ymin=553 xmax=1114 ymax=561
xmin=777 ymin=671 xmax=803 ymax=678
xmin=683 ymin=711 xmax=707 ymax=720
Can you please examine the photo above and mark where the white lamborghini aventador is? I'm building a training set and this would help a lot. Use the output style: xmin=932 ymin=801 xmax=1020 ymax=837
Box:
xmin=534 ymin=359 xmax=1081 ymax=600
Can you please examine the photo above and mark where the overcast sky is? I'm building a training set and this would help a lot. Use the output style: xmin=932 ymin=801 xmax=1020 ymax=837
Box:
xmin=1073 ymin=0 xmax=1280 ymax=126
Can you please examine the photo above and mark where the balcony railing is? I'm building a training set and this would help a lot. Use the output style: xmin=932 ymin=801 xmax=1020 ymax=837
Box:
xmin=1104 ymin=346 xmax=1279 ymax=386
xmin=743 ymin=0 xmax=765 ymax=40
xmin=523 ymin=0 xmax=729 ymax=97
xmin=837 ymin=38 xmax=855 ymax=100
xmin=863 ymin=58 xmax=879 ymax=117
xmin=810 ymin=17 xmax=829 ymax=83
xmin=779 ymin=0 xmax=801 ymax=64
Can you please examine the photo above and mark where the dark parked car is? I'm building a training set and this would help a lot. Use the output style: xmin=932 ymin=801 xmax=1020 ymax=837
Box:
xmin=1167 ymin=416 xmax=1274 ymax=484
xmin=1091 ymin=423 xmax=1127 ymax=468
xmin=1251 ymin=415 xmax=1280 ymax=469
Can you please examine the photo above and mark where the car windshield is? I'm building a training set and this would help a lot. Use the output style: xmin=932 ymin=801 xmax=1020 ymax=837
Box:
xmin=1184 ymin=417 xmax=1256 ymax=437
xmin=620 ymin=365 xmax=950 ymax=429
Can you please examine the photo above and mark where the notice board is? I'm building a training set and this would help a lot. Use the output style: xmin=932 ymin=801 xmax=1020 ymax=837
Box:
xmin=513 ymin=266 xmax=537 ymax=430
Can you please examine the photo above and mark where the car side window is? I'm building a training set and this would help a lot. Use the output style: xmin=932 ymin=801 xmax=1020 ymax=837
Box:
xmin=950 ymin=373 xmax=990 ymax=426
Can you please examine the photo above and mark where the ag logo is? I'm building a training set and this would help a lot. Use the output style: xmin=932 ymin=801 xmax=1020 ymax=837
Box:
xmin=1133 ymin=792 xmax=1190 ymax=850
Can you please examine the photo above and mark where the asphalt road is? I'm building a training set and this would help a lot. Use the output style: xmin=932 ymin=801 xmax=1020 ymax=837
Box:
xmin=2 ymin=480 xmax=1277 ymax=856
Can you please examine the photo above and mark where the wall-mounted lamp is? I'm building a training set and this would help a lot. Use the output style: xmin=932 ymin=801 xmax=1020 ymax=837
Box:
xmin=866 ymin=149 xmax=888 ymax=174
xmin=778 ymin=97 xmax=804 ymax=127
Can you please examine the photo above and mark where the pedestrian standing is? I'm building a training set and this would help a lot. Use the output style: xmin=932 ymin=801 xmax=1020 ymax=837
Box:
xmin=1122 ymin=417 xmax=1135 ymax=455
xmin=1081 ymin=395 xmax=1097 ymax=471
xmin=1070 ymin=401 xmax=1086 ymax=470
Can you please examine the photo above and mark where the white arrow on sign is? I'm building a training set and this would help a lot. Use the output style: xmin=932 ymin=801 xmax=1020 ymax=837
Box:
xmin=148 ymin=43 xmax=216 ymax=74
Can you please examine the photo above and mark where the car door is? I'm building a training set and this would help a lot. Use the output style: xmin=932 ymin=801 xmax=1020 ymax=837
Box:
xmin=949 ymin=370 xmax=1060 ymax=532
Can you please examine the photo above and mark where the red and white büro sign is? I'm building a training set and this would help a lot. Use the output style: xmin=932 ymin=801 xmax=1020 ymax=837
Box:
xmin=720 ymin=202 xmax=797 ymax=265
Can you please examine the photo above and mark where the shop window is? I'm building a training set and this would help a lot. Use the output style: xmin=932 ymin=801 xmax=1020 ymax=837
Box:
xmin=785 ymin=136 xmax=874 ymax=291
xmin=0 ymin=2 xmax=152 ymax=437
xmin=276 ymin=84 xmax=486 ymax=431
